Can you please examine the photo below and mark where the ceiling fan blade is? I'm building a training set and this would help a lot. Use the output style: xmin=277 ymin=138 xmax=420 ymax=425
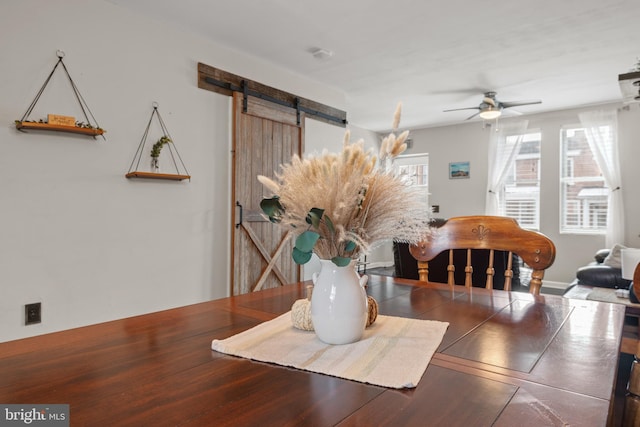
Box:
xmin=503 ymin=108 xmax=523 ymax=116
xmin=443 ymin=107 xmax=480 ymax=112
xmin=465 ymin=112 xmax=481 ymax=120
xmin=501 ymin=100 xmax=542 ymax=108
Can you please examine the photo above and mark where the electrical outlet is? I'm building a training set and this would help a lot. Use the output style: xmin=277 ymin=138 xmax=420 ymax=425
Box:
xmin=25 ymin=302 xmax=41 ymax=325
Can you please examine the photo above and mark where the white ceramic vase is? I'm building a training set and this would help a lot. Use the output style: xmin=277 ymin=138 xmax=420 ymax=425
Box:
xmin=311 ymin=259 xmax=368 ymax=345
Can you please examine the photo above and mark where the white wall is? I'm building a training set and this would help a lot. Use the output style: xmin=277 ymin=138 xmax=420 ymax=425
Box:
xmin=0 ymin=0 xmax=345 ymax=342
xmin=404 ymin=103 xmax=640 ymax=284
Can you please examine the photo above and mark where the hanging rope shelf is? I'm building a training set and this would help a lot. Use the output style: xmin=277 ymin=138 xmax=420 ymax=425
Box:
xmin=14 ymin=50 xmax=105 ymax=139
xmin=125 ymin=103 xmax=191 ymax=181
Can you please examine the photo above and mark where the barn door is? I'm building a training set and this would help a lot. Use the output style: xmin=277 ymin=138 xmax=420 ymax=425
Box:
xmin=231 ymin=92 xmax=304 ymax=295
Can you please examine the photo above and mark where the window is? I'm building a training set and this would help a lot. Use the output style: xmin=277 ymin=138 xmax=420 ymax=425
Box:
xmin=499 ymin=132 xmax=541 ymax=230
xmin=560 ymin=126 xmax=609 ymax=233
xmin=394 ymin=154 xmax=429 ymax=205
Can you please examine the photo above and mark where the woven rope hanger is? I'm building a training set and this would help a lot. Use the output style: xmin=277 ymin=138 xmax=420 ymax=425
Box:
xmin=127 ymin=102 xmax=190 ymax=179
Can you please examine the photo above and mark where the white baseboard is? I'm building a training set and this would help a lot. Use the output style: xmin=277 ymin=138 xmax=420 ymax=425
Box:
xmin=540 ymin=280 xmax=570 ymax=290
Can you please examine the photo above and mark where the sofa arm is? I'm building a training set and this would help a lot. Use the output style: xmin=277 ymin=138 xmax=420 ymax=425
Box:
xmin=594 ymin=249 xmax=610 ymax=264
xmin=575 ymin=265 xmax=630 ymax=289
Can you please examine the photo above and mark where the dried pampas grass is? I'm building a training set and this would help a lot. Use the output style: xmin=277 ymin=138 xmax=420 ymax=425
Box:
xmin=258 ymin=103 xmax=431 ymax=262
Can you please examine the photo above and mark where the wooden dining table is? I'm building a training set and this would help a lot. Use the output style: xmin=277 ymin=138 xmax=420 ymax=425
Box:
xmin=0 ymin=276 xmax=626 ymax=426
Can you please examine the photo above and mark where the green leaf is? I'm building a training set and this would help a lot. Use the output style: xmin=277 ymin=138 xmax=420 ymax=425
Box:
xmin=292 ymin=247 xmax=313 ymax=264
xmin=344 ymin=240 xmax=356 ymax=252
xmin=260 ymin=197 xmax=284 ymax=223
xmin=260 ymin=196 xmax=281 ymax=215
xmin=295 ymin=231 xmax=320 ymax=252
xmin=306 ymin=208 xmax=324 ymax=228
xmin=331 ymin=256 xmax=352 ymax=267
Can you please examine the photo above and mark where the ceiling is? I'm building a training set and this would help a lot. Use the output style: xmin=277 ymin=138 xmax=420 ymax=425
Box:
xmin=106 ymin=0 xmax=640 ymax=132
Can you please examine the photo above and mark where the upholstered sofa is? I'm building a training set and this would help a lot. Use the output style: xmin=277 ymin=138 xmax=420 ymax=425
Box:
xmin=566 ymin=247 xmax=632 ymax=290
xmin=563 ymin=246 xmax=639 ymax=320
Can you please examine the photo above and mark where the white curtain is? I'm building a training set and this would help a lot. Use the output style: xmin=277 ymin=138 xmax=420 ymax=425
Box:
xmin=578 ymin=110 xmax=624 ymax=247
xmin=485 ymin=120 xmax=529 ymax=215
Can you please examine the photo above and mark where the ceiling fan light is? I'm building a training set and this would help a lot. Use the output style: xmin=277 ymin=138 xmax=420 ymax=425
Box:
xmin=479 ymin=107 xmax=501 ymax=120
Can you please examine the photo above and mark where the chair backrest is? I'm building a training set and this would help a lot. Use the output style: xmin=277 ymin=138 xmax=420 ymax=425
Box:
xmin=409 ymin=215 xmax=556 ymax=294
xmin=394 ymin=239 xmax=523 ymax=291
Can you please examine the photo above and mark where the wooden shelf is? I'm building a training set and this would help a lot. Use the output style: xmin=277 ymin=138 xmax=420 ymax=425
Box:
xmin=125 ymin=171 xmax=191 ymax=181
xmin=15 ymin=121 xmax=105 ymax=136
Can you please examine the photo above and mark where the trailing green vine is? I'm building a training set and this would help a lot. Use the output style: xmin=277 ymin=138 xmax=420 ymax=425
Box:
xmin=151 ymin=136 xmax=172 ymax=159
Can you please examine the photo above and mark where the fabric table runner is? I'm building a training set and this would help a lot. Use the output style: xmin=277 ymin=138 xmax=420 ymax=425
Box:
xmin=212 ymin=312 xmax=448 ymax=389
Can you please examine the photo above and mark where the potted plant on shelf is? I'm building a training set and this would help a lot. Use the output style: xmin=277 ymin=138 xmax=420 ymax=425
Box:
xmin=14 ymin=118 xmax=105 ymax=136
xmin=150 ymin=136 xmax=171 ymax=172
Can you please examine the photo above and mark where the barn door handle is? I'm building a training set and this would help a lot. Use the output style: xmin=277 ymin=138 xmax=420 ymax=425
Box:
xmin=235 ymin=201 xmax=243 ymax=229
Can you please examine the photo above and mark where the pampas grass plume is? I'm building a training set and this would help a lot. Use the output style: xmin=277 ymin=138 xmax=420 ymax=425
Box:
xmin=258 ymin=103 xmax=430 ymax=261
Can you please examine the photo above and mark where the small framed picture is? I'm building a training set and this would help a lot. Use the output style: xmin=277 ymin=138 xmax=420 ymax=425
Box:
xmin=449 ymin=161 xmax=470 ymax=179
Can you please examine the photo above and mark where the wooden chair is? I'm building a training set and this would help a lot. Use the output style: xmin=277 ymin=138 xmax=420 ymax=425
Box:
xmin=409 ymin=215 xmax=556 ymax=295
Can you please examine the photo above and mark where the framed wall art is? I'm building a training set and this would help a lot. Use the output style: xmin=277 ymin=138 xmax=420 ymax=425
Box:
xmin=449 ymin=161 xmax=470 ymax=179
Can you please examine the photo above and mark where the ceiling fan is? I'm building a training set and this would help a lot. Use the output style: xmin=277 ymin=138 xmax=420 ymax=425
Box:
xmin=444 ymin=91 xmax=542 ymax=120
